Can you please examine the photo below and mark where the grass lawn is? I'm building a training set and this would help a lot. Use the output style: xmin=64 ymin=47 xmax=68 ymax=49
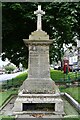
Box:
xmin=63 ymin=118 xmax=80 ymax=120
xmin=0 ymin=89 xmax=18 ymax=107
xmin=60 ymin=86 xmax=80 ymax=103
xmin=0 ymin=72 xmax=27 ymax=107
xmin=0 ymin=115 xmax=15 ymax=120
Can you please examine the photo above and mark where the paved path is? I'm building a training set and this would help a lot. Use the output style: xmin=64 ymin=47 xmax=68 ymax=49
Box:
xmin=0 ymin=96 xmax=16 ymax=116
xmin=0 ymin=70 xmax=27 ymax=82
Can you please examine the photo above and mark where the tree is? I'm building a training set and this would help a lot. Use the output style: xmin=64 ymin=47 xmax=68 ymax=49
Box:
xmin=2 ymin=2 xmax=80 ymax=67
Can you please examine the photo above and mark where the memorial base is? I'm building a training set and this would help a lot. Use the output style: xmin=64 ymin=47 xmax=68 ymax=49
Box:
xmin=13 ymin=90 xmax=64 ymax=116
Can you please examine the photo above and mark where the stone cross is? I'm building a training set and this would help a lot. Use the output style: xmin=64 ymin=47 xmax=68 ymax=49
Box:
xmin=34 ymin=5 xmax=45 ymax=31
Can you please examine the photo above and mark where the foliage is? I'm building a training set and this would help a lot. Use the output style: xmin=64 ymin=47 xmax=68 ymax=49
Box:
xmin=2 ymin=3 xmax=80 ymax=67
xmin=4 ymin=64 xmax=16 ymax=73
xmin=50 ymin=69 xmax=80 ymax=82
xmin=50 ymin=69 xmax=64 ymax=81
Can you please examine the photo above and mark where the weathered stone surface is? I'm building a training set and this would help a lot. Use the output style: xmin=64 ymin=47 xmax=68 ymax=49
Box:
xmin=23 ymin=30 xmax=53 ymax=46
xmin=29 ymin=30 xmax=49 ymax=40
xmin=20 ymin=79 xmax=58 ymax=94
xmin=28 ymin=45 xmax=50 ymax=78
xmin=34 ymin=5 xmax=45 ymax=31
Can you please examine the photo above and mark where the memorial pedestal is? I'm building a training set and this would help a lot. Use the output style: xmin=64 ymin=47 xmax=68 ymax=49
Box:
xmin=13 ymin=91 xmax=64 ymax=115
xmin=13 ymin=6 xmax=64 ymax=117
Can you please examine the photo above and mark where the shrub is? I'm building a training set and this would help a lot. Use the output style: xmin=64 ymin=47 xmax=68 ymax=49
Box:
xmin=4 ymin=65 xmax=16 ymax=73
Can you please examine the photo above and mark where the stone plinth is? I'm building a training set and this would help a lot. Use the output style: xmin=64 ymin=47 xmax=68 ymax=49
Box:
xmin=13 ymin=30 xmax=64 ymax=116
xmin=20 ymin=30 xmax=55 ymax=94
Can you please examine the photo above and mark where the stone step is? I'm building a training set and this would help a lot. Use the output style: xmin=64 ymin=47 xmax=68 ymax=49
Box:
xmin=15 ymin=113 xmax=63 ymax=119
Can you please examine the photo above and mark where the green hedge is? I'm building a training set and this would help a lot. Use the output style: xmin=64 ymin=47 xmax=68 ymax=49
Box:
xmin=50 ymin=69 xmax=80 ymax=82
xmin=2 ymin=72 xmax=28 ymax=89
xmin=2 ymin=70 xmax=80 ymax=90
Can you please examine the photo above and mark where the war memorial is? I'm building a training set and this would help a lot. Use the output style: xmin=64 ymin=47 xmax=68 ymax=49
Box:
xmin=13 ymin=5 xmax=64 ymax=118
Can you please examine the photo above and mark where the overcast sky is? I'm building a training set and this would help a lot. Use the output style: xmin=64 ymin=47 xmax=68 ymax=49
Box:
xmin=0 ymin=58 xmax=9 ymax=67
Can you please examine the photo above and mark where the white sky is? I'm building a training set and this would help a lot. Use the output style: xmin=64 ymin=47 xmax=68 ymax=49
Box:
xmin=0 ymin=58 xmax=10 ymax=67
xmin=63 ymin=43 xmax=72 ymax=51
